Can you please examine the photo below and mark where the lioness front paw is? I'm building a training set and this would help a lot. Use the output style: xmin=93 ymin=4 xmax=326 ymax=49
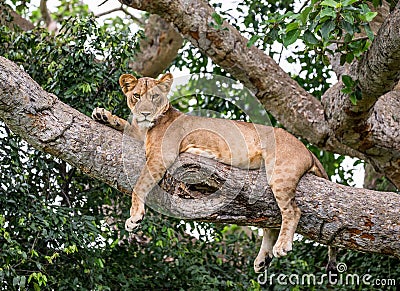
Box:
xmin=92 ymin=107 xmax=112 ymax=124
xmin=254 ymin=254 xmax=273 ymax=273
xmin=125 ymin=210 xmax=145 ymax=232
xmin=272 ymin=239 xmax=292 ymax=258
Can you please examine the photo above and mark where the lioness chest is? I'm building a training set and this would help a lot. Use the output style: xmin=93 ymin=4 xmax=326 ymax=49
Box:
xmin=146 ymin=114 xmax=276 ymax=170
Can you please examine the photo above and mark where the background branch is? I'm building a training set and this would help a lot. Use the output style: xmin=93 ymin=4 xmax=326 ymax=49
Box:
xmin=0 ymin=3 xmax=34 ymax=31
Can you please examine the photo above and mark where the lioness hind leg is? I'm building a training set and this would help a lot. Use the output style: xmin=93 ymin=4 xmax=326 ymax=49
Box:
xmin=326 ymin=246 xmax=338 ymax=274
xmin=269 ymin=180 xmax=301 ymax=258
xmin=254 ymin=228 xmax=279 ymax=273
xmin=125 ymin=191 xmax=145 ymax=232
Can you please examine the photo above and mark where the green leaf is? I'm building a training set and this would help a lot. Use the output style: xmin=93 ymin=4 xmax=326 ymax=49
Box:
xmin=346 ymin=52 xmax=354 ymax=63
xmin=303 ymin=30 xmax=319 ymax=45
xmin=349 ymin=93 xmax=358 ymax=105
xmin=286 ymin=22 xmax=299 ymax=32
xmin=247 ymin=34 xmax=260 ymax=47
xmin=320 ymin=20 xmax=335 ymax=40
xmin=283 ymin=29 xmax=300 ymax=47
xmin=364 ymin=24 xmax=374 ymax=40
xmin=341 ymin=87 xmax=353 ymax=94
xmin=321 ymin=0 xmax=339 ymax=8
xmin=211 ymin=12 xmax=223 ymax=25
xmin=298 ymin=6 xmax=312 ymax=25
xmin=341 ymin=20 xmax=354 ymax=35
xmin=342 ymin=75 xmax=355 ymax=88
xmin=365 ymin=11 xmax=378 ymax=22
xmin=320 ymin=7 xmax=336 ymax=19
xmin=341 ymin=11 xmax=355 ymax=24
xmin=360 ymin=11 xmax=378 ymax=22
xmin=286 ymin=56 xmax=296 ymax=63
xmin=342 ymin=0 xmax=358 ymax=6
xmin=322 ymin=55 xmax=330 ymax=66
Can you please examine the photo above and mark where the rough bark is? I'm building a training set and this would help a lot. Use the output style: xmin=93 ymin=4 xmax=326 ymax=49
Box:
xmin=356 ymin=1 xmax=400 ymax=101
xmin=322 ymin=86 xmax=400 ymax=187
xmin=1 ymin=56 xmax=399 ymax=259
xmin=130 ymin=14 xmax=183 ymax=77
xmin=118 ymin=0 xmax=400 ymax=188
xmin=0 ymin=3 xmax=34 ymax=31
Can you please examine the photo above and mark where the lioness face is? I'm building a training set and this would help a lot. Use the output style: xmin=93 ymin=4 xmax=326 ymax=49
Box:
xmin=119 ymin=73 xmax=173 ymax=129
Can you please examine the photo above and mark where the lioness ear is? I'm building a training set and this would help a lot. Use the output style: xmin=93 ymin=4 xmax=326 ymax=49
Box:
xmin=119 ymin=74 xmax=138 ymax=95
xmin=158 ymin=73 xmax=173 ymax=93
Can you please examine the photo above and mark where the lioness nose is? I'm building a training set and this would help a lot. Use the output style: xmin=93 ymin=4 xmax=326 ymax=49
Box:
xmin=142 ymin=112 xmax=151 ymax=117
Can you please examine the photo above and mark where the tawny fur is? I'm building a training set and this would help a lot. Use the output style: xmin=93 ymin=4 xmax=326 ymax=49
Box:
xmin=92 ymin=73 xmax=335 ymax=273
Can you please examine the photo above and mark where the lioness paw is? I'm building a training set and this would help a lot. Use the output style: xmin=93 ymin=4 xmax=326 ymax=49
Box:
xmin=272 ymin=239 xmax=292 ymax=258
xmin=125 ymin=210 xmax=145 ymax=232
xmin=254 ymin=254 xmax=273 ymax=273
xmin=92 ymin=107 xmax=112 ymax=124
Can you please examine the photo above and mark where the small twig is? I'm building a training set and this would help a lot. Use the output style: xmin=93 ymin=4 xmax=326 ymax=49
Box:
xmin=98 ymin=0 xmax=110 ymax=7
xmin=94 ymin=5 xmax=144 ymax=26
xmin=121 ymin=6 xmax=145 ymax=26
xmin=296 ymin=0 xmax=310 ymax=14
xmin=329 ymin=36 xmax=370 ymax=44
xmin=278 ymin=43 xmax=284 ymax=64
xmin=95 ymin=6 xmax=124 ymax=18
xmin=40 ymin=0 xmax=57 ymax=32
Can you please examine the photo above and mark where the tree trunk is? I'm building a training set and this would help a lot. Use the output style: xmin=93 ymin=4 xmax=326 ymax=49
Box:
xmin=130 ymin=14 xmax=183 ymax=77
xmin=1 ymin=56 xmax=399 ymax=259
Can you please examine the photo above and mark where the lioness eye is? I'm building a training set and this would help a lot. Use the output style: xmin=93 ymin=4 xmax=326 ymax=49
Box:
xmin=152 ymin=94 xmax=160 ymax=100
xmin=133 ymin=93 xmax=140 ymax=100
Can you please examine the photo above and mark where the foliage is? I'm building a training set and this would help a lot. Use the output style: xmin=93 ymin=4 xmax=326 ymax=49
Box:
xmin=240 ymin=0 xmax=377 ymax=64
xmin=0 ymin=0 xmax=399 ymax=290
xmin=0 ymin=7 xmax=259 ymax=291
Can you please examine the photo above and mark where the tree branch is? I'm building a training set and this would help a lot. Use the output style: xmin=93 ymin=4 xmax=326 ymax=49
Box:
xmin=95 ymin=5 xmax=144 ymax=26
xmin=321 ymin=4 xmax=400 ymax=187
xmin=356 ymin=0 xmax=400 ymax=102
xmin=40 ymin=0 xmax=57 ymax=32
xmin=130 ymin=14 xmax=183 ymax=77
xmin=0 ymin=3 xmax=34 ymax=31
xmin=1 ymin=56 xmax=399 ymax=258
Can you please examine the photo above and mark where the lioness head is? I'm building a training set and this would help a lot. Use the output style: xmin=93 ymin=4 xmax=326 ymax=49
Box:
xmin=119 ymin=73 xmax=173 ymax=129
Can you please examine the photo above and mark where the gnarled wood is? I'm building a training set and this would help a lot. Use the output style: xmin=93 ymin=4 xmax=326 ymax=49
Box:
xmin=1 ymin=56 xmax=399 ymax=259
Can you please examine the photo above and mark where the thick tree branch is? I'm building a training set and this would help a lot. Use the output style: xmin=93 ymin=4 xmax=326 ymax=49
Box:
xmin=356 ymin=1 xmax=400 ymax=102
xmin=0 ymin=3 xmax=34 ymax=31
xmin=130 ymin=14 xmax=183 ymax=77
xmin=1 ymin=56 xmax=399 ymax=258
xmin=322 ymin=4 xmax=400 ymax=187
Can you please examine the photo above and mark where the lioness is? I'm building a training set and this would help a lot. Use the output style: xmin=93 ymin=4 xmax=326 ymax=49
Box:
xmin=92 ymin=73 xmax=335 ymax=272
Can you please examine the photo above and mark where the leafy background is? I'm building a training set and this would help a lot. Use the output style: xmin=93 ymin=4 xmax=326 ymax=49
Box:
xmin=0 ymin=0 xmax=399 ymax=290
